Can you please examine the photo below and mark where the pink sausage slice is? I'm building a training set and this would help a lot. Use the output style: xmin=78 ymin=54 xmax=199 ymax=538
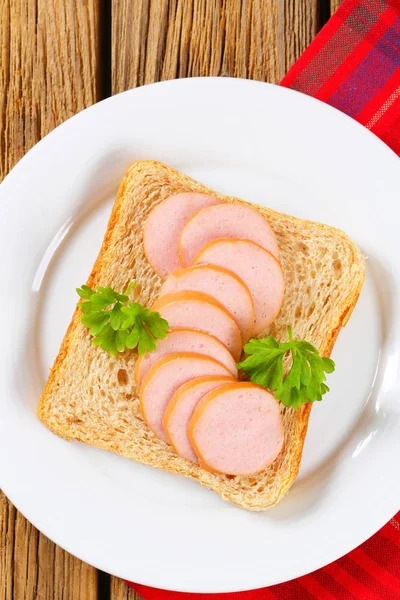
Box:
xmin=179 ymin=202 xmax=279 ymax=267
xmin=188 ymin=382 xmax=284 ymax=475
xmin=144 ymin=193 xmax=220 ymax=278
xmin=163 ymin=376 xmax=234 ymax=462
xmin=134 ymin=328 xmax=237 ymax=388
xmin=194 ymin=239 xmax=284 ymax=335
xmin=160 ymin=265 xmax=255 ymax=343
xmin=152 ymin=291 xmax=242 ymax=361
xmin=140 ymin=353 xmax=232 ymax=441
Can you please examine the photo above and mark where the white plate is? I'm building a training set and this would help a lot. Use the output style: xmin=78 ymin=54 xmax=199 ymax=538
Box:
xmin=0 ymin=78 xmax=399 ymax=593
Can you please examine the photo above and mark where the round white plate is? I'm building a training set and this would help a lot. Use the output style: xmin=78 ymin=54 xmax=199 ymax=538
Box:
xmin=0 ymin=78 xmax=399 ymax=593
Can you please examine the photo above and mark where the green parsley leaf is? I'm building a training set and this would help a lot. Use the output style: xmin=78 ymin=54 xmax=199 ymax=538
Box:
xmin=76 ymin=284 xmax=94 ymax=300
xmin=81 ymin=313 xmax=110 ymax=335
xmin=109 ymin=302 xmax=123 ymax=331
xmin=140 ymin=308 xmax=169 ymax=339
xmin=76 ymin=281 xmax=169 ymax=356
xmin=136 ymin=320 xmax=158 ymax=355
xmin=237 ymin=326 xmax=335 ymax=408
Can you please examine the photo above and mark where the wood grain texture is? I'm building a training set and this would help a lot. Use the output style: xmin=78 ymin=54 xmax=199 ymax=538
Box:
xmin=0 ymin=494 xmax=98 ymax=600
xmin=331 ymin=0 xmax=343 ymax=14
xmin=0 ymin=0 xmax=101 ymax=598
xmin=0 ymin=0 xmax=101 ymax=181
xmin=111 ymin=578 xmax=141 ymax=600
xmin=112 ymin=0 xmax=319 ymax=94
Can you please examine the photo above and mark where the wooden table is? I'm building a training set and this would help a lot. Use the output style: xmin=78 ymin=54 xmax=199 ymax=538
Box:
xmin=0 ymin=1 xmax=341 ymax=598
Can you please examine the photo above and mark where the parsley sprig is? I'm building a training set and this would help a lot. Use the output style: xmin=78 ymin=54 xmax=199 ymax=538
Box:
xmin=237 ymin=327 xmax=335 ymax=408
xmin=76 ymin=282 xmax=169 ymax=356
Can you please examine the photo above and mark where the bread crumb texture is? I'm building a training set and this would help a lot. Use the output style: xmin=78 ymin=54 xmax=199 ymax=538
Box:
xmin=37 ymin=161 xmax=365 ymax=510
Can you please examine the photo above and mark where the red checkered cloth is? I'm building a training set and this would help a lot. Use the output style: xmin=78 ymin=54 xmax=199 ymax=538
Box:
xmin=281 ymin=0 xmax=400 ymax=154
xmin=127 ymin=0 xmax=400 ymax=597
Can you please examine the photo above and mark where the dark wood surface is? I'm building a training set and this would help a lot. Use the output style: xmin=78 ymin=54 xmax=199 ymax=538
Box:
xmin=0 ymin=1 xmax=342 ymax=598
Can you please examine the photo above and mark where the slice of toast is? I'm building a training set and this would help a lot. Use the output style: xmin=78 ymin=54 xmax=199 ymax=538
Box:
xmin=38 ymin=160 xmax=365 ymax=510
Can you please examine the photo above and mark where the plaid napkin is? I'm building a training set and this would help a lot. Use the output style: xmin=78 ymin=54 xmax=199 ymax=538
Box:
xmin=281 ymin=0 xmax=400 ymax=154
xmin=127 ymin=0 xmax=400 ymax=597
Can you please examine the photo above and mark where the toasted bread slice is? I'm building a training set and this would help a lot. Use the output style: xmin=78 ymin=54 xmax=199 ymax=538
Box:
xmin=37 ymin=160 xmax=365 ymax=510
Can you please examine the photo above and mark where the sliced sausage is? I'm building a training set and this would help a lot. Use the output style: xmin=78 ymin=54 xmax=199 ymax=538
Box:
xmin=160 ymin=265 xmax=255 ymax=343
xmin=194 ymin=239 xmax=284 ymax=335
xmin=144 ymin=193 xmax=220 ymax=278
xmin=134 ymin=328 xmax=237 ymax=389
xmin=163 ymin=376 xmax=234 ymax=462
xmin=140 ymin=353 xmax=232 ymax=441
xmin=188 ymin=382 xmax=284 ymax=475
xmin=152 ymin=291 xmax=242 ymax=361
xmin=179 ymin=202 xmax=279 ymax=267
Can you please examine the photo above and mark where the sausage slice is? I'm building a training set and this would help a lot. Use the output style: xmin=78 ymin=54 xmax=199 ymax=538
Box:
xmin=160 ymin=265 xmax=255 ymax=343
xmin=163 ymin=376 xmax=234 ymax=462
xmin=134 ymin=328 xmax=237 ymax=389
xmin=152 ymin=291 xmax=242 ymax=361
xmin=194 ymin=239 xmax=284 ymax=335
xmin=144 ymin=193 xmax=220 ymax=278
xmin=179 ymin=202 xmax=279 ymax=267
xmin=140 ymin=353 xmax=232 ymax=441
xmin=188 ymin=382 xmax=284 ymax=475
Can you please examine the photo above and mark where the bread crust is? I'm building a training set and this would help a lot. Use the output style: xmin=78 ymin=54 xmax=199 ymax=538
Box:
xmin=37 ymin=160 xmax=365 ymax=510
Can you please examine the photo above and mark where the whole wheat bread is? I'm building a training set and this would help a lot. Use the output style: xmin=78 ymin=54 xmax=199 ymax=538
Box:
xmin=38 ymin=160 xmax=365 ymax=510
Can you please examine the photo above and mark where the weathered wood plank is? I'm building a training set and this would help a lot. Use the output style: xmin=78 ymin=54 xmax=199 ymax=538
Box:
xmin=0 ymin=0 xmax=101 ymax=597
xmin=0 ymin=495 xmax=98 ymax=600
xmin=331 ymin=0 xmax=343 ymax=14
xmin=277 ymin=0 xmax=319 ymax=76
xmin=0 ymin=494 xmax=98 ymax=600
xmin=112 ymin=0 xmax=319 ymax=94
xmin=111 ymin=578 xmax=142 ymax=600
xmin=0 ymin=0 xmax=101 ymax=180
